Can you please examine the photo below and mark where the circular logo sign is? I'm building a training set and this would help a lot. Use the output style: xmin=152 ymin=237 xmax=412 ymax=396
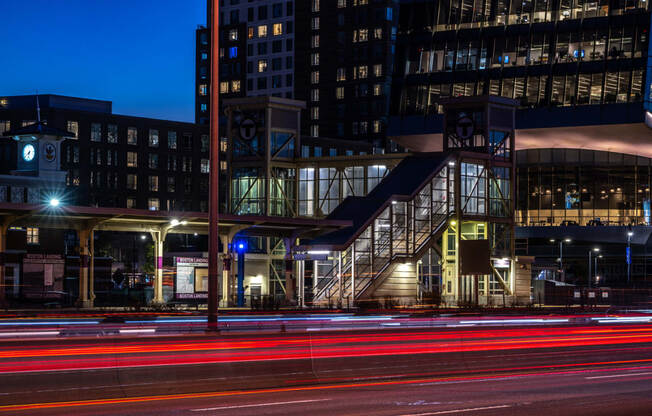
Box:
xmin=239 ymin=118 xmax=257 ymax=141
xmin=455 ymin=116 xmax=474 ymax=140
xmin=44 ymin=143 xmax=56 ymax=162
xmin=22 ymin=144 xmax=35 ymax=162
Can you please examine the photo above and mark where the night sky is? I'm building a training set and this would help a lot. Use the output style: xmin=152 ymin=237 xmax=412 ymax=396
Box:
xmin=1 ymin=0 xmax=206 ymax=122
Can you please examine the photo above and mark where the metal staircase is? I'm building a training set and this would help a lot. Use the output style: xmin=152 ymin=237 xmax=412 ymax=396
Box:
xmin=309 ymin=153 xmax=456 ymax=305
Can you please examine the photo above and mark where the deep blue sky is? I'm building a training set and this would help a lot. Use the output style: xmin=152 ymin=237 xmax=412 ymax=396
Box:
xmin=1 ymin=0 xmax=206 ymax=122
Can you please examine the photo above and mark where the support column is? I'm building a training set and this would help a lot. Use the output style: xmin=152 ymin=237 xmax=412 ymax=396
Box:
xmin=77 ymin=228 xmax=91 ymax=308
xmin=284 ymin=238 xmax=295 ymax=304
xmin=350 ymin=245 xmax=356 ymax=307
xmin=337 ymin=251 xmax=343 ymax=305
xmin=89 ymin=230 xmax=95 ymax=307
xmin=152 ymin=231 xmax=164 ymax=304
xmin=0 ymin=223 xmax=7 ymax=308
xmin=220 ymin=235 xmax=230 ymax=308
xmin=298 ymin=260 xmax=305 ymax=309
xmin=237 ymin=250 xmax=245 ymax=307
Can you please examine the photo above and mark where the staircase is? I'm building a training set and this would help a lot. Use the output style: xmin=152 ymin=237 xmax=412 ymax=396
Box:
xmin=308 ymin=152 xmax=456 ymax=305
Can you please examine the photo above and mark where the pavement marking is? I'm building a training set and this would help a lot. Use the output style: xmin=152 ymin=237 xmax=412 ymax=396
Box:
xmin=585 ymin=371 xmax=652 ymax=380
xmin=398 ymin=404 xmax=511 ymax=415
xmin=190 ymin=398 xmax=330 ymax=412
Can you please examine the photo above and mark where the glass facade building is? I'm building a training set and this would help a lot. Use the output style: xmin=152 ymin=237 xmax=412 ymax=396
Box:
xmin=393 ymin=0 xmax=650 ymax=116
xmin=517 ymin=148 xmax=652 ymax=226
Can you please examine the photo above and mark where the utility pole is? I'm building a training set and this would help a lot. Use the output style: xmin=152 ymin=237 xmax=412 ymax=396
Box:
xmin=627 ymin=229 xmax=633 ymax=285
xmin=207 ymin=0 xmax=220 ymax=331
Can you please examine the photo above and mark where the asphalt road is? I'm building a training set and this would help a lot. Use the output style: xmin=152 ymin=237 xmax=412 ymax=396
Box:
xmin=1 ymin=323 xmax=652 ymax=415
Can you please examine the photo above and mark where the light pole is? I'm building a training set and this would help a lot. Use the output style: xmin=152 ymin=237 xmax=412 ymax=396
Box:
xmin=588 ymin=247 xmax=600 ymax=288
xmin=550 ymin=238 xmax=571 ymax=281
xmin=627 ymin=229 xmax=633 ymax=285
xmin=208 ymin=0 xmax=220 ymax=331
xmin=594 ymin=254 xmax=603 ymax=286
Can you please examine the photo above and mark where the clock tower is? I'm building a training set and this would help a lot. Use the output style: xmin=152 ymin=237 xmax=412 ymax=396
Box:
xmin=10 ymin=122 xmax=68 ymax=179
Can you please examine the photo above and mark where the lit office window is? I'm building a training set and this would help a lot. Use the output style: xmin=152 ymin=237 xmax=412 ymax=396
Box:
xmin=199 ymin=84 xmax=208 ymax=96
xmin=373 ymin=84 xmax=382 ymax=96
xmin=311 ymin=125 xmax=319 ymax=136
xmin=220 ymin=82 xmax=229 ymax=93
xmin=127 ymin=127 xmax=137 ymax=145
xmin=311 ymin=107 xmax=319 ymax=120
xmin=312 ymin=0 xmax=320 ymax=12
xmin=0 ymin=120 xmax=10 ymax=135
xmin=337 ymin=68 xmax=346 ymax=81
xmin=220 ymin=160 xmax=227 ymax=171
xmin=273 ymin=23 xmax=283 ymax=36
xmin=311 ymin=35 xmax=320 ymax=48
xmin=258 ymin=25 xmax=268 ymax=37
xmin=229 ymin=29 xmax=238 ymax=41
xmin=107 ymin=124 xmax=118 ymax=143
xmin=311 ymin=53 xmax=320 ymax=65
xmin=311 ymin=71 xmax=319 ymax=84
xmin=127 ymin=174 xmax=138 ymax=190
xmin=373 ymin=64 xmax=383 ymax=77
xmin=337 ymin=0 xmax=346 ymax=7
xmin=66 ymin=121 xmax=79 ymax=138
xmin=258 ymin=59 xmax=268 ymax=72
xmin=311 ymin=89 xmax=320 ymax=102
xmin=232 ymin=80 xmax=241 ymax=93
xmin=353 ymin=29 xmax=368 ymax=42
xmin=149 ymin=176 xmax=159 ymax=192
xmin=168 ymin=131 xmax=177 ymax=149
xmin=229 ymin=46 xmax=238 ymax=58
xmin=148 ymin=129 xmax=159 ymax=147
xmin=126 ymin=198 xmax=136 ymax=208
xmin=201 ymin=104 xmax=207 ymax=112
xmin=127 ymin=152 xmax=138 ymax=168
xmin=148 ymin=198 xmax=159 ymax=211
xmin=374 ymin=28 xmax=383 ymax=39
xmin=312 ymin=17 xmax=320 ymax=30
xmin=201 ymin=159 xmax=210 ymax=173
xmin=26 ymin=227 xmax=39 ymax=244
xmin=90 ymin=123 xmax=102 ymax=142
xmin=373 ymin=120 xmax=381 ymax=133
xmin=336 ymin=87 xmax=345 ymax=99
xmin=354 ymin=65 xmax=368 ymax=79
xmin=248 ymin=27 xmax=254 ymax=39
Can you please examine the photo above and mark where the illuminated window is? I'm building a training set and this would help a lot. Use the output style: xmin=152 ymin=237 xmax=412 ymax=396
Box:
xmin=311 ymin=53 xmax=320 ymax=65
xmin=26 ymin=227 xmax=39 ymax=244
xmin=311 ymin=35 xmax=320 ymax=48
xmin=311 ymin=17 xmax=320 ymax=30
xmin=373 ymin=84 xmax=382 ymax=96
xmin=374 ymin=28 xmax=382 ymax=39
xmin=232 ymin=80 xmax=241 ymax=93
xmin=201 ymin=159 xmax=210 ymax=173
xmin=127 ymin=152 xmax=138 ymax=168
xmin=248 ymin=27 xmax=254 ymax=39
xmin=337 ymin=0 xmax=346 ymax=7
xmin=127 ymin=174 xmax=138 ymax=190
xmin=220 ymin=160 xmax=227 ymax=171
xmin=201 ymin=103 xmax=207 ymax=112
xmin=148 ymin=153 xmax=158 ymax=169
xmin=107 ymin=124 xmax=118 ymax=143
xmin=354 ymin=65 xmax=368 ymax=79
xmin=311 ymin=89 xmax=319 ymax=102
xmin=229 ymin=29 xmax=238 ymax=41
xmin=148 ymin=198 xmax=159 ymax=211
xmin=336 ymin=87 xmax=345 ymax=99
xmin=127 ymin=127 xmax=137 ymax=145
xmin=90 ymin=123 xmax=102 ymax=142
xmin=0 ymin=120 xmax=10 ymax=135
xmin=353 ymin=29 xmax=368 ymax=42
xmin=311 ymin=71 xmax=319 ymax=84
xmin=311 ymin=107 xmax=320 ymax=120
xmin=199 ymin=84 xmax=208 ymax=96
xmin=273 ymin=23 xmax=283 ymax=36
xmin=168 ymin=131 xmax=177 ymax=149
xmin=149 ymin=176 xmax=159 ymax=192
xmin=148 ymin=129 xmax=159 ymax=147
xmin=126 ymin=198 xmax=136 ymax=209
xmin=229 ymin=46 xmax=238 ymax=58
xmin=220 ymin=82 xmax=229 ymax=93
xmin=258 ymin=59 xmax=268 ymax=72
xmin=336 ymin=68 xmax=346 ymax=81
xmin=66 ymin=121 xmax=79 ymax=138
xmin=312 ymin=0 xmax=320 ymax=12
xmin=373 ymin=120 xmax=381 ymax=133
xmin=373 ymin=64 xmax=383 ymax=77
xmin=258 ymin=25 xmax=267 ymax=37
xmin=310 ymin=125 xmax=319 ymax=136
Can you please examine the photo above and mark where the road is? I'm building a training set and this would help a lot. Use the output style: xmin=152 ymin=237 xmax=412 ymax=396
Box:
xmin=1 ymin=322 xmax=652 ymax=415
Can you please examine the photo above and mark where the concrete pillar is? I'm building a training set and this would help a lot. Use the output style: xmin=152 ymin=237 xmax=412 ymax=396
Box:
xmin=152 ymin=231 xmax=164 ymax=304
xmin=77 ymin=228 xmax=91 ymax=308
xmin=298 ymin=260 xmax=305 ymax=309
xmin=0 ymin=224 xmax=7 ymax=308
xmin=220 ymin=235 xmax=230 ymax=308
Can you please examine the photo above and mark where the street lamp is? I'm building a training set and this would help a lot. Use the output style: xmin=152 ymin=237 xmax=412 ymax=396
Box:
xmin=594 ymin=254 xmax=603 ymax=286
xmin=49 ymin=198 xmax=60 ymax=207
xmin=588 ymin=247 xmax=600 ymax=288
xmin=550 ymin=238 xmax=571 ymax=281
xmin=627 ymin=228 xmax=633 ymax=285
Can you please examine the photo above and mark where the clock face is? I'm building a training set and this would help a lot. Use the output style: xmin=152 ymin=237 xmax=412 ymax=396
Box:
xmin=23 ymin=144 xmax=36 ymax=162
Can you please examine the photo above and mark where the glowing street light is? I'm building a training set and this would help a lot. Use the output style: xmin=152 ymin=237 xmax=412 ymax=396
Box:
xmin=49 ymin=198 xmax=60 ymax=207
